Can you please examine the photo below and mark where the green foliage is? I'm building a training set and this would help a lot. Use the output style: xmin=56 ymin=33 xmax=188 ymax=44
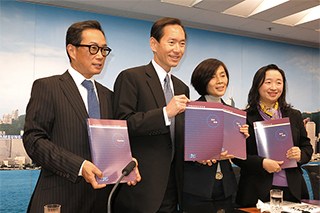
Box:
xmin=0 ymin=114 xmax=25 ymax=135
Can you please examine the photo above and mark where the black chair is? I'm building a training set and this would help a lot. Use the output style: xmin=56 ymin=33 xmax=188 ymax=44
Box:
xmin=302 ymin=164 xmax=320 ymax=200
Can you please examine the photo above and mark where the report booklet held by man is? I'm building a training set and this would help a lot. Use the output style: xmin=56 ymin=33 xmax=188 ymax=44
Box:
xmin=184 ymin=101 xmax=247 ymax=161
xmin=86 ymin=119 xmax=136 ymax=184
xmin=254 ymin=117 xmax=297 ymax=169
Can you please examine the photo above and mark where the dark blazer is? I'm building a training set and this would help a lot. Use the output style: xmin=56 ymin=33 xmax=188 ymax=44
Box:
xmin=112 ymin=62 xmax=189 ymax=213
xmin=233 ymin=107 xmax=313 ymax=207
xmin=183 ymin=96 xmax=237 ymax=199
xmin=23 ymin=71 xmax=114 ymax=213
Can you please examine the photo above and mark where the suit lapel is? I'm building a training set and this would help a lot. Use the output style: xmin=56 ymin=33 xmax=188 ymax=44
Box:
xmin=145 ymin=63 xmax=166 ymax=108
xmin=172 ymin=76 xmax=182 ymax=96
xmin=59 ymin=71 xmax=88 ymax=124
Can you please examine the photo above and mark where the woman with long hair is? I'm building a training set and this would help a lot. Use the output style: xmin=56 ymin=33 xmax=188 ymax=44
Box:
xmin=233 ymin=64 xmax=313 ymax=207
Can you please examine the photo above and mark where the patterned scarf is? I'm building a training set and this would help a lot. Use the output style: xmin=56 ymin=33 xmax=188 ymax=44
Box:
xmin=258 ymin=101 xmax=281 ymax=120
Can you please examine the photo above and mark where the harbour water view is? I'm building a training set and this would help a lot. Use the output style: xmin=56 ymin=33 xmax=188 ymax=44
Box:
xmin=0 ymin=170 xmax=40 ymax=213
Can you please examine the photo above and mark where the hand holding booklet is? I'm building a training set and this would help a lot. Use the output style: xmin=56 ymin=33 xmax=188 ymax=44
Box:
xmin=254 ymin=117 xmax=297 ymax=169
xmin=184 ymin=101 xmax=247 ymax=161
xmin=86 ymin=118 xmax=136 ymax=184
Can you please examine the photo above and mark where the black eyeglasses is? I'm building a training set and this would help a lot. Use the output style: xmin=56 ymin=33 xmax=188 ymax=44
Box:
xmin=74 ymin=44 xmax=112 ymax=57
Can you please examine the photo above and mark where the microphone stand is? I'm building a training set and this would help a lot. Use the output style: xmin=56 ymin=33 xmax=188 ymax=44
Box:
xmin=107 ymin=161 xmax=136 ymax=213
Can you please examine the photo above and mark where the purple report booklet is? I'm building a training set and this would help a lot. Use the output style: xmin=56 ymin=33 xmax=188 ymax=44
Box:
xmin=184 ymin=101 xmax=224 ymax=161
xmin=87 ymin=118 xmax=136 ymax=184
xmin=254 ymin=117 xmax=297 ymax=169
xmin=222 ymin=105 xmax=247 ymax=159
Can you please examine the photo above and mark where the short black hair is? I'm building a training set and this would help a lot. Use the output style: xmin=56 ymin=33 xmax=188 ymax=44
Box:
xmin=150 ymin=17 xmax=187 ymax=42
xmin=191 ymin=58 xmax=229 ymax=96
xmin=66 ymin=20 xmax=105 ymax=62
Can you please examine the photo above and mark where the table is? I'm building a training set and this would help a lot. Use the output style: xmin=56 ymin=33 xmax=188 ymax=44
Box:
xmin=183 ymin=202 xmax=256 ymax=213
xmin=301 ymin=199 xmax=320 ymax=206
xmin=239 ymin=200 xmax=320 ymax=213
xmin=238 ymin=207 xmax=261 ymax=213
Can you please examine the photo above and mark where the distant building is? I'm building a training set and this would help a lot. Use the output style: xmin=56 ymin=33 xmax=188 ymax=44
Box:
xmin=12 ymin=109 xmax=18 ymax=120
xmin=14 ymin=156 xmax=26 ymax=166
xmin=0 ymin=139 xmax=11 ymax=158
xmin=302 ymin=111 xmax=319 ymax=145
xmin=306 ymin=122 xmax=317 ymax=154
xmin=3 ymin=113 xmax=12 ymax=124
xmin=1 ymin=160 xmax=9 ymax=166
xmin=0 ymin=138 xmax=31 ymax=165
xmin=1 ymin=109 xmax=19 ymax=124
xmin=225 ymin=96 xmax=235 ymax=107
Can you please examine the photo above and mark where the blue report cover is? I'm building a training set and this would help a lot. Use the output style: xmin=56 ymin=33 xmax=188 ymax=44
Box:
xmin=86 ymin=119 xmax=136 ymax=184
xmin=254 ymin=117 xmax=297 ymax=169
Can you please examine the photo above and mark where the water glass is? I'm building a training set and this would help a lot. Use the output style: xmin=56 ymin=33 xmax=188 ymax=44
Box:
xmin=270 ymin=189 xmax=283 ymax=213
xmin=44 ymin=204 xmax=61 ymax=213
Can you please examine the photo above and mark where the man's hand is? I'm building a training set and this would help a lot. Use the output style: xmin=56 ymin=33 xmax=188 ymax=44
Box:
xmin=166 ymin=95 xmax=190 ymax=118
xmin=127 ymin=158 xmax=142 ymax=186
xmin=262 ymin=158 xmax=284 ymax=173
xmin=82 ymin=161 xmax=106 ymax=189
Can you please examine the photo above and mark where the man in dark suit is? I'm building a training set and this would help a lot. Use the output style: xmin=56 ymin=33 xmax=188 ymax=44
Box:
xmin=23 ymin=20 xmax=140 ymax=213
xmin=113 ymin=17 xmax=190 ymax=212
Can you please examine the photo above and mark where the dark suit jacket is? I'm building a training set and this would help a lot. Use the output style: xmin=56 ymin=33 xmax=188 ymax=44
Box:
xmin=183 ymin=96 xmax=237 ymax=199
xmin=112 ymin=62 xmax=189 ymax=212
xmin=233 ymin=107 xmax=313 ymax=207
xmin=23 ymin=71 xmax=114 ymax=213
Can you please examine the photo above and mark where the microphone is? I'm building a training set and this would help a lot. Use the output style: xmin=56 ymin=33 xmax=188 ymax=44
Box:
xmin=122 ymin=160 xmax=136 ymax=176
xmin=107 ymin=160 xmax=136 ymax=213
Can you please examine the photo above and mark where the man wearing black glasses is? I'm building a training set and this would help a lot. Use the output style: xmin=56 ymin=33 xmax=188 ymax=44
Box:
xmin=23 ymin=20 xmax=141 ymax=213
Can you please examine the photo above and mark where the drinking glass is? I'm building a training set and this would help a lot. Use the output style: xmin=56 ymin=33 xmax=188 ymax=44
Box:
xmin=44 ymin=204 xmax=61 ymax=213
xmin=270 ymin=189 xmax=283 ymax=213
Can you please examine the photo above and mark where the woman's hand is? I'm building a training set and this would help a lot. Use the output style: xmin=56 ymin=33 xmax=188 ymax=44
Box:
xmin=262 ymin=158 xmax=284 ymax=173
xmin=196 ymin=151 xmax=234 ymax=166
xmin=197 ymin=159 xmax=217 ymax=166
xmin=286 ymin=146 xmax=301 ymax=162
xmin=219 ymin=150 xmax=234 ymax=160
xmin=240 ymin=124 xmax=250 ymax=139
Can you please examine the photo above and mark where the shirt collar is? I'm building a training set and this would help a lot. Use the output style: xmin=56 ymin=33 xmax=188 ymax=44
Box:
xmin=68 ymin=65 xmax=95 ymax=86
xmin=152 ymin=59 xmax=171 ymax=85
